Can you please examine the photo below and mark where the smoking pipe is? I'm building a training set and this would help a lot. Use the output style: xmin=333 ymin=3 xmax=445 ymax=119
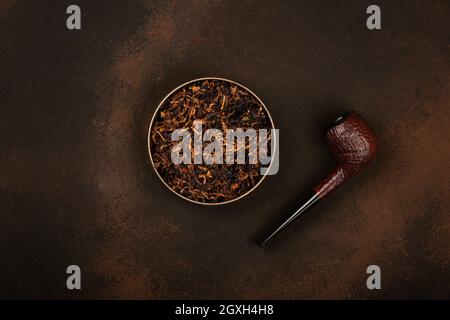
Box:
xmin=259 ymin=111 xmax=377 ymax=247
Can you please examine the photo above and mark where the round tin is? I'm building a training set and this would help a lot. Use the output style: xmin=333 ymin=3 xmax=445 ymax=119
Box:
xmin=147 ymin=77 xmax=276 ymax=205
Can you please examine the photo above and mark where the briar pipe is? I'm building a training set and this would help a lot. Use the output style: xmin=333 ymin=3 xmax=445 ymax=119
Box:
xmin=259 ymin=111 xmax=377 ymax=247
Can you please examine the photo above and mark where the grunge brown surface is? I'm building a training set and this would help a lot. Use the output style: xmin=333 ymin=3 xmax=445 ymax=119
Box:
xmin=0 ymin=0 xmax=449 ymax=299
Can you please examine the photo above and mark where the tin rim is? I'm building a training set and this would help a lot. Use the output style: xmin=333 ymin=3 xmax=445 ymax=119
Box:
xmin=147 ymin=77 xmax=277 ymax=205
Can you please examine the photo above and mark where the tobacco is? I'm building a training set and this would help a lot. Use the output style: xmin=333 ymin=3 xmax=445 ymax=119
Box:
xmin=150 ymin=79 xmax=273 ymax=204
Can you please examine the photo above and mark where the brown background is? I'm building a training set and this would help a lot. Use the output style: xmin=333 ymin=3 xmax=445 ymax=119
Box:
xmin=0 ymin=0 xmax=449 ymax=299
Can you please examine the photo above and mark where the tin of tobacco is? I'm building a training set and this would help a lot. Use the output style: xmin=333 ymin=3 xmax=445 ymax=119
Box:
xmin=148 ymin=78 xmax=277 ymax=205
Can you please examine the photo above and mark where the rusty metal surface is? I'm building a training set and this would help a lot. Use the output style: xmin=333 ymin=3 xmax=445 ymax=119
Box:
xmin=0 ymin=0 xmax=449 ymax=299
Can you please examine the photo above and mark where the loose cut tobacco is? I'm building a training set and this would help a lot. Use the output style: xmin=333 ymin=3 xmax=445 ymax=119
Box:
xmin=150 ymin=79 xmax=273 ymax=204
